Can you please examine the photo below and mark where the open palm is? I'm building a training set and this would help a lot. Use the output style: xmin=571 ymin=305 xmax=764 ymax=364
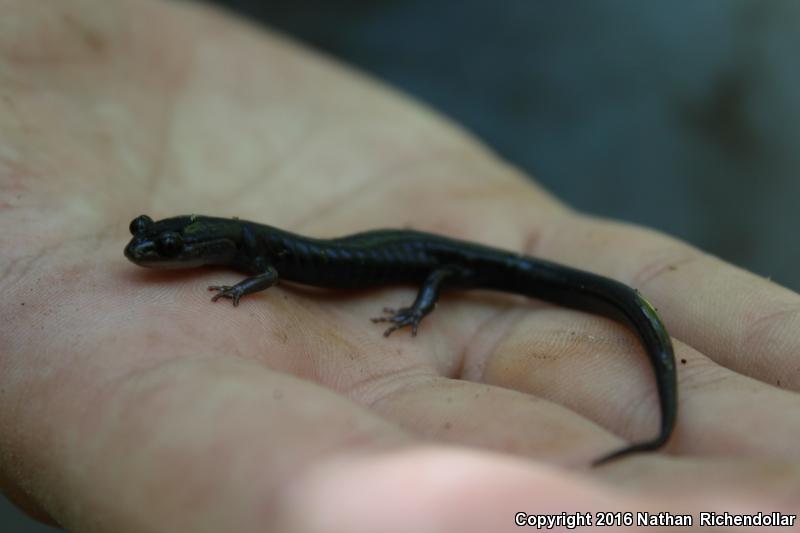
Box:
xmin=1 ymin=1 xmax=798 ymax=531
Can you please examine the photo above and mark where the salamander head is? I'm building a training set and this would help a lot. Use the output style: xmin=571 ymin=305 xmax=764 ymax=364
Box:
xmin=124 ymin=214 xmax=238 ymax=268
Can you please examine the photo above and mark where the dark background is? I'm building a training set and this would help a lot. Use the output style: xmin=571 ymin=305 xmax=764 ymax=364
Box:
xmin=4 ymin=1 xmax=799 ymax=530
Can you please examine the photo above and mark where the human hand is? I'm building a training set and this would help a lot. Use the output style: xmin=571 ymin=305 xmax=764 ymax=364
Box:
xmin=1 ymin=1 xmax=798 ymax=531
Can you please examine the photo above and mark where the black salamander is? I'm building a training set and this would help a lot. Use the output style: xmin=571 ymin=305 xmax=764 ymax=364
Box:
xmin=124 ymin=214 xmax=677 ymax=465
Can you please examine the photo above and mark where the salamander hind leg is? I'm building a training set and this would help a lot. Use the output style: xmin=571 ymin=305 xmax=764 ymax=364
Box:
xmin=372 ymin=306 xmax=428 ymax=337
xmin=370 ymin=266 xmax=460 ymax=337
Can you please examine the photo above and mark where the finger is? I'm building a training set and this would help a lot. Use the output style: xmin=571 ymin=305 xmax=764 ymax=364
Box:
xmin=278 ymin=448 xmax=798 ymax=532
xmin=0 ymin=481 xmax=59 ymax=528
xmin=592 ymin=455 xmax=800 ymax=509
xmin=525 ymin=213 xmax=800 ymax=391
xmin=227 ymin=289 xmax=624 ymax=464
xmin=357 ymin=374 xmax=622 ymax=465
xmin=1 ymin=352 xmax=413 ymax=531
xmin=469 ymin=308 xmax=800 ymax=462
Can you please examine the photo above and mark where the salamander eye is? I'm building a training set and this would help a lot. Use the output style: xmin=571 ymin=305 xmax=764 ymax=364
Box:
xmin=129 ymin=215 xmax=154 ymax=236
xmin=155 ymin=232 xmax=183 ymax=257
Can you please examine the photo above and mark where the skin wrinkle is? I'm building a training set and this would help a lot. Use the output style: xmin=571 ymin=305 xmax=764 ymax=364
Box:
xmin=0 ymin=96 xmax=30 ymax=166
xmin=290 ymin=145 xmax=509 ymax=235
xmin=610 ymin=351 xmax=668 ymax=442
xmin=183 ymin=108 xmax=319 ymax=213
xmin=72 ymin=354 xmax=410 ymax=531
xmin=0 ymin=247 xmax=48 ymax=293
xmin=508 ymin=217 xmax=677 ymax=445
xmin=289 ymin=161 xmax=398 ymax=234
xmin=166 ymin=13 xmax=482 ymax=219
xmin=225 ymin=114 xmax=317 ymax=208
xmin=519 ymin=214 xmax=585 ymax=269
xmin=729 ymin=288 xmax=800 ymax=390
xmin=676 ymin=356 xmax=738 ymax=394
xmin=443 ymin=214 xmax=586 ymax=390
xmin=289 ymin=300 xmax=391 ymax=382
xmin=279 ymin=295 xmax=446 ymax=387
xmin=740 ymin=303 xmax=800 ymax=372
xmin=462 ymin=312 xmax=622 ymax=452
xmin=555 ymin=216 xmax=800 ymax=391
xmin=450 ymin=306 xmax=498 ymax=381
xmin=334 ymin=341 xmax=434 ymax=394
xmin=135 ymin=5 xmax=200 ymax=211
xmin=0 ymin=6 xmax=104 ymax=67
xmin=142 ymin=87 xmax=175 ymax=210
xmin=520 ymin=226 xmax=549 ymax=263
xmin=516 ymin=213 xmax=796 ymax=412
xmin=629 ymin=248 xmax=701 ymax=292
xmin=419 ymin=285 xmax=524 ymax=383
xmin=608 ymin=376 xmax=663 ymax=445
xmin=357 ymin=370 xmax=441 ymax=412
xmin=460 ymin=307 xmax=539 ymax=383
xmin=363 ymin=376 xmax=620 ymax=465
xmin=479 ymin=309 xmax=677 ymax=446
xmin=4 ymin=6 xmax=170 ymax=213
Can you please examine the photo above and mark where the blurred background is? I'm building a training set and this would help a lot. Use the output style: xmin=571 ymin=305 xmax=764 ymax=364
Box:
xmin=4 ymin=0 xmax=799 ymax=530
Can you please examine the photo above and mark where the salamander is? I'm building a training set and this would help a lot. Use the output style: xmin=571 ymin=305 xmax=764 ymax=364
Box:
xmin=124 ymin=214 xmax=676 ymax=465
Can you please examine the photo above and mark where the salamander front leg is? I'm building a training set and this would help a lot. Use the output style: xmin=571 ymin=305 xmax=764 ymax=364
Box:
xmin=208 ymin=266 xmax=278 ymax=306
xmin=371 ymin=267 xmax=458 ymax=337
